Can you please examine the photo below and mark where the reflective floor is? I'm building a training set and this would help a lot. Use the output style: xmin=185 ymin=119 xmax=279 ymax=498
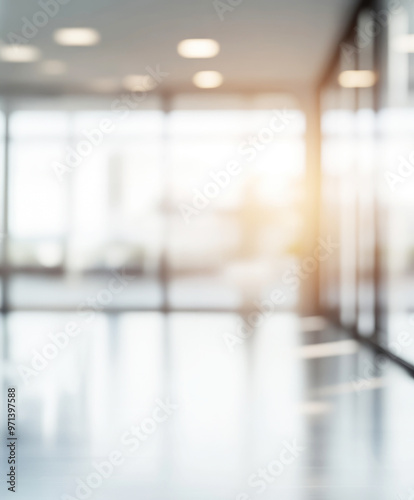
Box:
xmin=0 ymin=312 xmax=413 ymax=499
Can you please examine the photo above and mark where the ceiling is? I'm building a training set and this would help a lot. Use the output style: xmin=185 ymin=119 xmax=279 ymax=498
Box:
xmin=0 ymin=0 xmax=360 ymax=96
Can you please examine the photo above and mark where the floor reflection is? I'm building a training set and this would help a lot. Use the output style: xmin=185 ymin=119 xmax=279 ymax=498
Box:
xmin=0 ymin=312 xmax=413 ymax=499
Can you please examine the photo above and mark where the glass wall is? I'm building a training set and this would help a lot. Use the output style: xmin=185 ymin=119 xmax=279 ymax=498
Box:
xmin=320 ymin=0 xmax=414 ymax=366
xmin=6 ymin=98 xmax=164 ymax=309
xmin=167 ymin=95 xmax=305 ymax=310
xmin=1 ymin=94 xmax=306 ymax=312
xmin=380 ymin=0 xmax=414 ymax=364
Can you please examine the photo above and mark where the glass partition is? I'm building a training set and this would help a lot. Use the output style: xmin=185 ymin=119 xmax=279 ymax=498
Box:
xmin=319 ymin=0 xmax=414 ymax=367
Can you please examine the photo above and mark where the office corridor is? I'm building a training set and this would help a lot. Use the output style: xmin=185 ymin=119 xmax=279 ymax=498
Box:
xmin=1 ymin=0 xmax=414 ymax=498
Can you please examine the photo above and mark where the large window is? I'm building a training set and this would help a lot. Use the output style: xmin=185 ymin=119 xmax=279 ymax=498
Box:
xmin=2 ymin=94 xmax=306 ymax=312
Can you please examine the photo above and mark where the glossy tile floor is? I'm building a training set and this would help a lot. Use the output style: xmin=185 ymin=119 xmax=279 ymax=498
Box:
xmin=0 ymin=312 xmax=413 ymax=499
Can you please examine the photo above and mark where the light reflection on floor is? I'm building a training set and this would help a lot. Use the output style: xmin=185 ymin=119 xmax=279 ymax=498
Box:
xmin=0 ymin=312 xmax=413 ymax=499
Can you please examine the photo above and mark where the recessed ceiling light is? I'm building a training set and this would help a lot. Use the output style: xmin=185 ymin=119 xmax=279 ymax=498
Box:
xmin=40 ymin=60 xmax=67 ymax=75
xmin=88 ymin=78 xmax=120 ymax=93
xmin=0 ymin=44 xmax=40 ymax=62
xmin=177 ymin=39 xmax=220 ymax=58
xmin=338 ymin=70 xmax=376 ymax=88
xmin=392 ymin=34 xmax=414 ymax=52
xmin=122 ymin=74 xmax=157 ymax=91
xmin=192 ymin=70 xmax=223 ymax=89
xmin=54 ymin=28 xmax=100 ymax=46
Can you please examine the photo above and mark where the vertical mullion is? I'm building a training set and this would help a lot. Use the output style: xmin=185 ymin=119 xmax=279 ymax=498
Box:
xmin=1 ymin=100 xmax=10 ymax=314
